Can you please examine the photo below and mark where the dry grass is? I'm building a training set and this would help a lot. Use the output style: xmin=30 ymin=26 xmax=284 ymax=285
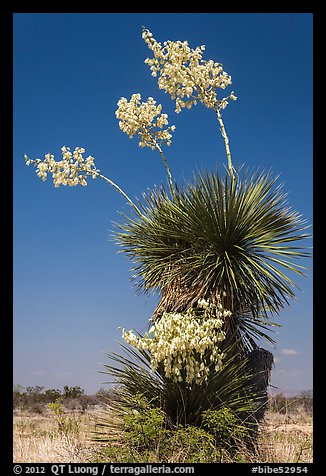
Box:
xmin=13 ymin=405 xmax=313 ymax=463
xmin=253 ymin=410 xmax=313 ymax=463
xmin=13 ymin=406 xmax=100 ymax=463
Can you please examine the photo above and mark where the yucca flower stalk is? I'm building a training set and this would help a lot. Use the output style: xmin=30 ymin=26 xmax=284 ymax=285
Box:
xmin=142 ymin=28 xmax=238 ymax=179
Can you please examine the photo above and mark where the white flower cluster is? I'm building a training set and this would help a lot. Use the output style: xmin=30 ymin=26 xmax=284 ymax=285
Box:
xmin=24 ymin=146 xmax=99 ymax=188
xmin=142 ymin=29 xmax=237 ymax=112
xmin=115 ymin=93 xmax=176 ymax=149
xmin=122 ymin=298 xmax=231 ymax=385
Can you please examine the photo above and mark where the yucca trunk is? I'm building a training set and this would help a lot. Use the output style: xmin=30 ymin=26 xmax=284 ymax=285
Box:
xmin=152 ymin=281 xmax=273 ymax=426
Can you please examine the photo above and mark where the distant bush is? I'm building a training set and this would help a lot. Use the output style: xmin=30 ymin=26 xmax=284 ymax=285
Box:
xmin=95 ymin=387 xmax=116 ymax=404
xmin=13 ymin=384 xmax=99 ymax=412
xmin=268 ymin=392 xmax=313 ymax=416
xmin=44 ymin=388 xmax=62 ymax=402
xmin=63 ymin=385 xmax=84 ymax=399
xmin=13 ymin=385 xmax=48 ymax=413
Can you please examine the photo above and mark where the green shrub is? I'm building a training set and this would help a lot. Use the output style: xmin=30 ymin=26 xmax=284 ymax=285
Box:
xmin=122 ymin=394 xmax=168 ymax=458
xmin=168 ymin=425 xmax=218 ymax=463
xmin=44 ymin=388 xmax=62 ymax=403
xmin=48 ymin=400 xmax=81 ymax=437
xmin=63 ymin=385 xmax=84 ymax=399
xmin=94 ymin=393 xmax=250 ymax=463
xmin=201 ymin=407 xmax=252 ymax=460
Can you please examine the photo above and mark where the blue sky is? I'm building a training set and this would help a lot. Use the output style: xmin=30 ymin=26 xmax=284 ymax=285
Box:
xmin=13 ymin=13 xmax=313 ymax=395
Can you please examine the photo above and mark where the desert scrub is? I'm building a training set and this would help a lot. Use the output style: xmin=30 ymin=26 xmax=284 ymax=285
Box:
xmin=48 ymin=401 xmax=81 ymax=437
xmin=13 ymin=407 xmax=98 ymax=463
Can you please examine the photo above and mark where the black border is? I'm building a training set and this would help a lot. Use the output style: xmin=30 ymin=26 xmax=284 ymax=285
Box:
xmin=4 ymin=1 xmax=319 ymax=472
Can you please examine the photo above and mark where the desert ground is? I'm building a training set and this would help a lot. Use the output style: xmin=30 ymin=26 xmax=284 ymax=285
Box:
xmin=13 ymin=400 xmax=313 ymax=463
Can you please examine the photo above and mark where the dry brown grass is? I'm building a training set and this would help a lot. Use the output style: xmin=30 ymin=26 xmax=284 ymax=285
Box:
xmin=13 ymin=406 xmax=100 ymax=463
xmin=253 ymin=410 xmax=313 ymax=463
xmin=13 ymin=405 xmax=313 ymax=463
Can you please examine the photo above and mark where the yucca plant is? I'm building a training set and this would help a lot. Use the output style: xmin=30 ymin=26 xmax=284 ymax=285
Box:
xmin=110 ymin=30 xmax=310 ymax=436
xmin=115 ymin=167 xmax=309 ymax=345
xmin=112 ymin=164 xmax=309 ymax=432
xmin=23 ymin=28 xmax=311 ymax=460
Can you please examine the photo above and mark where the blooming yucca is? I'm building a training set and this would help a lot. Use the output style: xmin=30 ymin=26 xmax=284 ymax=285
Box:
xmin=115 ymin=93 xmax=176 ymax=149
xmin=22 ymin=29 xmax=310 ymax=440
xmin=24 ymin=146 xmax=99 ymax=187
xmin=142 ymin=28 xmax=237 ymax=113
xmin=142 ymin=28 xmax=237 ymax=177
xmin=122 ymin=298 xmax=229 ymax=385
xmin=24 ymin=146 xmax=143 ymax=216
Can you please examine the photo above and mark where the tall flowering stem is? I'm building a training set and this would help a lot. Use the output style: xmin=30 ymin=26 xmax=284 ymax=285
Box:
xmin=93 ymin=172 xmax=143 ymax=217
xmin=115 ymin=94 xmax=175 ymax=195
xmin=215 ymin=108 xmax=235 ymax=180
xmin=24 ymin=146 xmax=144 ymax=218
xmin=154 ymin=142 xmax=174 ymax=195
xmin=142 ymin=28 xmax=238 ymax=180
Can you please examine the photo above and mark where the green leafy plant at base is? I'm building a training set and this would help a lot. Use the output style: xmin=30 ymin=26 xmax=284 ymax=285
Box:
xmin=94 ymin=393 xmax=254 ymax=463
xmin=122 ymin=394 xmax=167 ymax=452
xmin=93 ymin=342 xmax=262 ymax=462
xmin=202 ymin=408 xmax=250 ymax=458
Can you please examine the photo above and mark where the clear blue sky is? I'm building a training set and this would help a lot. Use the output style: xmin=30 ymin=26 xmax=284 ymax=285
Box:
xmin=13 ymin=13 xmax=313 ymax=395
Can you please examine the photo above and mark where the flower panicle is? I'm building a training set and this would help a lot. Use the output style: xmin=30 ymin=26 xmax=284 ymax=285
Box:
xmin=115 ymin=93 xmax=176 ymax=149
xmin=24 ymin=146 xmax=100 ymax=188
xmin=122 ymin=297 xmax=230 ymax=385
xmin=142 ymin=28 xmax=237 ymax=113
